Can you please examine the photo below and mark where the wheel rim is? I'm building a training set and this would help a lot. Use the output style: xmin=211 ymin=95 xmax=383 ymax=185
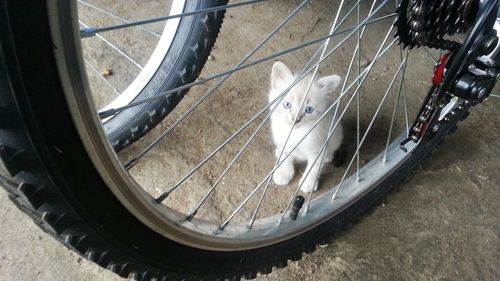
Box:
xmin=51 ymin=0 xmax=464 ymax=250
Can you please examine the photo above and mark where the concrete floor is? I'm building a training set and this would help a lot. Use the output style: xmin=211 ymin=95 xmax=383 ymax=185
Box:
xmin=1 ymin=1 xmax=499 ymax=280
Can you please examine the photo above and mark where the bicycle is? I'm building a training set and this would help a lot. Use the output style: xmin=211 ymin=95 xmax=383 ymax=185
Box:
xmin=0 ymin=0 xmax=499 ymax=280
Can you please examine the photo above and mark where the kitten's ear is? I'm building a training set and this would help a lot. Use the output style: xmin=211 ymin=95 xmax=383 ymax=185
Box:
xmin=271 ymin=61 xmax=294 ymax=91
xmin=315 ymin=75 xmax=341 ymax=93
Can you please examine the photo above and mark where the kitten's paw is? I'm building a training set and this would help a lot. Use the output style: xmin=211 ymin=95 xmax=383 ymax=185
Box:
xmin=299 ymin=177 xmax=318 ymax=193
xmin=273 ymin=167 xmax=294 ymax=186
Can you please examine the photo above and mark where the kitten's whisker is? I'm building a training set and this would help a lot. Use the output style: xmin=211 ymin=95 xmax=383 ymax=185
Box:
xmin=332 ymin=56 xmax=406 ymax=201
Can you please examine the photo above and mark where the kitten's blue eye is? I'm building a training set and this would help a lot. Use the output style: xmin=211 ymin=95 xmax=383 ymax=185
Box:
xmin=305 ymin=106 xmax=314 ymax=114
xmin=283 ymin=101 xmax=291 ymax=109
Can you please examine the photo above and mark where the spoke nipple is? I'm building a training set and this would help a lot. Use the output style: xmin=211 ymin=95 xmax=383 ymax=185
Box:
xmin=399 ymin=145 xmax=408 ymax=153
xmin=124 ymin=158 xmax=137 ymax=170
xmin=246 ymin=223 xmax=253 ymax=230
xmin=216 ymin=223 xmax=228 ymax=235
xmin=155 ymin=192 xmax=169 ymax=203
xmin=80 ymin=28 xmax=96 ymax=38
xmin=185 ymin=211 xmax=197 ymax=221
xmin=98 ymin=109 xmax=116 ymax=119
xmin=318 ymin=241 xmax=329 ymax=248
xmin=289 ymin=196 xmax=305 ymax=221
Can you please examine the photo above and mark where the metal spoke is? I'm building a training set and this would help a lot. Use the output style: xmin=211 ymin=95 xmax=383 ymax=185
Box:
xmin=80 ymin=0 xmax=267 ymax=38
xmin=84 ymin=59 xmax=121 ymax=95
xmin=305 ymin=0 xmax=378 ymax=213
xmin=186 ymin=47 xmax=326 ymax=220
xmin=401 ymin=82 xmax=409 ymax=132
xmin=278 ymin=25 xmax=397 ymax=223
xmin=231 ymin=39 xmax=398 ymax=230
xmin=423 ymin=47 xmax=437 ymax=64
xmin=247 ymin=0 xmax=348 ymax=229
xmin=383 ymin=50 xmax=409 ymax=162
xmin=218 ymin=68 xmax=368 ymax=232
xmin=185 ymin=103 xmax=277 ymax=221
xmin=332 ymin=56 xmax=406 ymax=201
xmin=355 ymin=1 xmax=362 ymax=182
xmin=216 ymin=37 xmax=397 ymax=232
xmin=98 ymin=12 xmax=397 ymax=119
xmin=171 ymin=0 xmax=312 ymax=219
xmin=156 ymin=0 xmax=391 ymax=204
xmin=78 ymin=0 xmax=161 ymax=37
xmin=125 ymin=0 xmax=372 ymax=169
xmin=124 ymin=0 xmax=311 ymax=170
xmin=79 ymin=20 xmax=144 ymax=69
xmin=399 ymin=47 xmax=410 ymax=133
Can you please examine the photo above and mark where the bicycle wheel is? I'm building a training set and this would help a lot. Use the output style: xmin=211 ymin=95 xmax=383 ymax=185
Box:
xmin=0 ymin=0 xmax=497 ymax=280
xmin=80 ymin=0 xmax=227 ymax=151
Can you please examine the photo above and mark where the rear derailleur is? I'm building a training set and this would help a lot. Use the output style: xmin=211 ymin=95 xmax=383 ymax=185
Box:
xmin=397 ymin=0 xmax=500 ymax=151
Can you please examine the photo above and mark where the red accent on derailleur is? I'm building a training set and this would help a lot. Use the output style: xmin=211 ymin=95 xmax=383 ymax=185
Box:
xmin=400 ymin=53 xmax=452 ymax=151
xmin=432 ymin=54 xmax=449 ymax=86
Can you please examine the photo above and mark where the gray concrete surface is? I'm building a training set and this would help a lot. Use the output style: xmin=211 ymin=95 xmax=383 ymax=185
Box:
xmin=1 ymin=0 xmax=499 ymax=280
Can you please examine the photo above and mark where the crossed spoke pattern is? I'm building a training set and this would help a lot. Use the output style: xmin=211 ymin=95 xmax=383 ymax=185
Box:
xmin=78 ymin=1 xmax=164 ymax=105
xmin=80 ymin=0 xmax=442 ymax=237
xmin=80 ymin=0 xmax=267 ymax=38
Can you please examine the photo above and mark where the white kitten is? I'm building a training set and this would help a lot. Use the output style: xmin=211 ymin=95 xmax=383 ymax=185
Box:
xmin=269 ymin=61 xmax=343 ymax=192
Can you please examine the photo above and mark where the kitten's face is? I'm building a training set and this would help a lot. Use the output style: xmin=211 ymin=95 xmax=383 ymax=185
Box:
xmin=269 ymin=61 xmax=341 ymax=126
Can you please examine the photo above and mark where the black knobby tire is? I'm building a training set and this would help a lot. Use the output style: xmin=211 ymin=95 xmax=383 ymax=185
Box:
xmin=0 ymin=1 xmax=476 ymax=281
xmin=103 ymin=0 xmax=227 ymax=151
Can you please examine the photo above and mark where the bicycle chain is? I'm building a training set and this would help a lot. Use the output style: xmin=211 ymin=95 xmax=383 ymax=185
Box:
xmin=400 ymin=54 xmax=450 ymax=148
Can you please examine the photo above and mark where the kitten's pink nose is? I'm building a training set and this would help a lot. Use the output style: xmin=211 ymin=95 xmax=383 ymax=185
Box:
xmin=293 ymin=115 xmax=303 ymax=124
